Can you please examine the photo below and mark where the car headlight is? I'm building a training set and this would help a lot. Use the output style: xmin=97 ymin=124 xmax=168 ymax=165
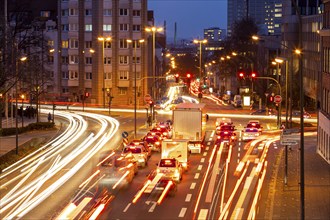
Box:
xmin=155 ymin=141 xmax=160 ymax=145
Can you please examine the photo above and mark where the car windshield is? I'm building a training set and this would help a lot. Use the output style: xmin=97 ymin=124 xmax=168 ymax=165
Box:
xmin=124 ymin=147 xmax=142 ymax=154
xmin=159 ymin=159 xmax=176 ymax=168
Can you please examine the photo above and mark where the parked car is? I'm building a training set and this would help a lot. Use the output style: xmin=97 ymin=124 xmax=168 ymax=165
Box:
xmin=292 ymin=111 xmax=311 ymax=118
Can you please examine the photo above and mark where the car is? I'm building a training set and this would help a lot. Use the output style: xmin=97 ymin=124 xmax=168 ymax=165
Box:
xmin=99 ymin=153 xmax=138 ymax=188
xmin=156 ymin=158 xmax=183 ymax=183
xmin=216 ymin=131 xmax=237 ymax=144
xmin=250 ymin=108 xmax=277 ymax=116
xmin=242 ymin=127 xmax=260 ymax=141
xmin=246 ymin=122 xmax=263 ymax=133
xmin=122 ymin=145 xmax=149 ymax=167
xmin=292 ymin=111 xmax=311 ymax=118
xmin=216 ymin=124 xmax=236 ymax=135
xmin=151 ymin=126 xmax=172 ymax=139
xmin=144 ymin=134 xmax=162 ymax=151
xmin=215 ymin=118 xmax=232 ymax=127
xmin=128 ymin=139 xmax=151 ymax=157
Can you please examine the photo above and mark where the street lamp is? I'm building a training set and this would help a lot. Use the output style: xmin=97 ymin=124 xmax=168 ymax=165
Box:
xmin=193 ymin=39 xmax=207 ymax=80
xmin=97 ymin=36 xmax=111 ymax=108
xmin=21 ymin=94 xmax=25 ymax=127
xmin=145 ymin=26 xmax=163 ymax=100
xmin=127 ymin=39 xmax=145 ymax=138
xmin=15 ymin=55 xmax=27 ymax=155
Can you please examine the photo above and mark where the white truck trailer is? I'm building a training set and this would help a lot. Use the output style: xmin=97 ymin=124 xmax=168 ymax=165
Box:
xmin=172 ymin=103 xmax=206 ymax=153
xmin=161 ymin=139 xmax=189 ymax=170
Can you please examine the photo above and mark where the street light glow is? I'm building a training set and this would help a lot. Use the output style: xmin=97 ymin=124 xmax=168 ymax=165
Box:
xmin=252 ymin=35 xmax=259 ymax=41
xmin=295 ymin=49 xmax=302 ymax=55
xmin=275 ymin=58 xmax=284 ymax=63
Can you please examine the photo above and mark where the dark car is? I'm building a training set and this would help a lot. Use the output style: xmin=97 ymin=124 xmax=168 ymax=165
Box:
xmin=216 ymin=131 xmax=237 ymax=144
xmin=144 ymin=134 xmax=162 ymax=151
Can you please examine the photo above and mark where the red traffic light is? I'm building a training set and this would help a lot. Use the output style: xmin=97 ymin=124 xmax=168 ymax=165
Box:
xmin=85 ymin=92 xmax=90 ymax=97
xmin=175 ymin=73 xmax=179 ymax=78
xmin=239 ymin=72 xmax=244 ymax=78
xmin=186 ymin=73 xmax=191 ymax=78
xmin=269 ymin=96 xmax=274 ymax=102
xmin=251 ymin=72 xmax=256 ymax=78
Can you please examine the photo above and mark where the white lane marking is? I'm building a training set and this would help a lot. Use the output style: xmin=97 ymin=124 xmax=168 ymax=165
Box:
xmin=237 ymin=159 xmax=240 ymax=163
xmin=194 ymin=173 xmax=200 ymax=179
xmin=203 ymin=152 xmax=207 ymax=156
xmin=185 ymin=194 xmax=192 ymax=202
xmin=206 ymin=147 xmax=209 ymax=151
xmin=123 ymin=203 xmax=131 ymax=212
xmin=198 ymin=209 xmax=209 ymax=220
xmin=190 ymin=182 xmax=196 ymax=189
xmin=207 ymin=142 xmax=211 ymax=146
xmin=238 ymin=147 xmax=241 ymax=152
xmin=238 ymin=153 xmax=240 ymax=157
xmin=208 ymin=137 xmax=212 ymax=141
xmin=148 ymin=202 xmax=157 ymax=212
xmin=198 ymin=165 xmax=203 ymax=171
xmin=200 ymin=158 xmax=205 ymax=163
xmin=178 ymin=208 xmax=187 ymax=218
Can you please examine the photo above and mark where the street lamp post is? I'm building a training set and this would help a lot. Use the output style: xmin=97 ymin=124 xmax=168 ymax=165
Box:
xmin=193 ymin=39 xmax=207 ymax=80
xmin=21 ymin=94 xmax=25 ymax=127
xmin=145 ymin=26 xmax=163 ymax=100
xmin=255 ymin=76 xmax=281 ymax=128
xmin=127 ymin=39 xmax=145 ymax=138
xmin=97 ymin=37 xmax=111 ymax=108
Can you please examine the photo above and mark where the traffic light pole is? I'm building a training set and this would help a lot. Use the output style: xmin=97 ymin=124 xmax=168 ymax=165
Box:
xmin=255 ymin=76 xmax=281 ymax=128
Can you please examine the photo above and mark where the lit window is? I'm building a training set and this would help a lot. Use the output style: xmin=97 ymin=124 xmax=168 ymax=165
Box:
xmin=85 ymin=24 xmax=92 ymax=31
xmin=103 ymin=24 xmax=112 ymax=31
xmin=62 ymin=40 xmax=69 ymax=48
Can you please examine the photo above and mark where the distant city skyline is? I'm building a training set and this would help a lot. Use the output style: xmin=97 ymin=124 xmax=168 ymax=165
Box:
xmin=148 ymin=0 xmax=227 ymax=41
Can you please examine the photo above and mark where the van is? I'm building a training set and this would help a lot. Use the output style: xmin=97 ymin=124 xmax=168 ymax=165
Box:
xmin=232 ymin=95 xmax=242 ymax=107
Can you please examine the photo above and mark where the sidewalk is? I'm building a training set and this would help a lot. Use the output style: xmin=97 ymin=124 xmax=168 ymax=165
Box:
xmin=262 ymin=136 xmax=330 ymax=219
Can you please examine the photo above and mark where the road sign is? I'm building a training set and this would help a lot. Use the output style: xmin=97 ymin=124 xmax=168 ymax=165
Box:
xmin=122 ymin=131 xmax=129 ymax=138
xmin=280 ymin=140 xmax=298 ymax=145
xmin=144 ymin=94 xmax=152 ymax=102
xmin=274 ymin=95 xmax=282 ymax=104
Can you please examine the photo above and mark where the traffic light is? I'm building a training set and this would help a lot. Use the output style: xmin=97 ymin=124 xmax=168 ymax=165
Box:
xmin=53 ymin=104 xmax=56 ymax=110
xmin=251 ymin=72 xmax=257 ymax=78
xmin=269 ymin=95 xmax=274 ymax=102
xmin=186 ymin=73 xmax=191 ymax=79
xmin=238 ymin=72 xmax=245 ymax=79
xmin=85 ymin=92 xmax=90 ymax=98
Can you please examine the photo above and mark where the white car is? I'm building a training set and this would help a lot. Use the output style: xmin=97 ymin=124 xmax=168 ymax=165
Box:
xmin=157 ymin=158 xmax=183 ymax=183
xmin=242 ymin=127 xmax=260 ymax=141
xmin=122 ymin=145 xmax=149 ymax=167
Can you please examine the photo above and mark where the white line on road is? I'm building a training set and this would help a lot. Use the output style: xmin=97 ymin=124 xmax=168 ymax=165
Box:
xmin=206 ymin=147 xmax=209 ymax=151
xmin=238 ymin=153 xmax=240 ymax=157
xmin=207 ymin=142 xmax=211 ymax=146
xmin=190 ymin=182 xmax=196 ymax=189
xmin=198 ymin=165 xmax=203 ymax=170
xmin=194 ymin=173 xmax=200 ymax=179
xmin=178 ymin=208 xmax=187 ymax=218
xmin=185 ymin=194 xmax=192 ymax=202
xmin=148 ymin=202 xmax=157 ymax=212
xmin=198 ymin=209 xmax=209 ymax=220
xmin=238 ymin=147 xmax=241 ymax=152
xmin=200 ymin=158 xmax=205 ymax=163
xmin=203 ymin=152 xmax=207 ymax=157
xmin=123 ymin=203 xmax=131 ymax=212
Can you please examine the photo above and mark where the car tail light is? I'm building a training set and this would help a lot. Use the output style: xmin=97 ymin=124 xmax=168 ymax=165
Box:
xmin=155 ymin=141 xmax=160 ymax=145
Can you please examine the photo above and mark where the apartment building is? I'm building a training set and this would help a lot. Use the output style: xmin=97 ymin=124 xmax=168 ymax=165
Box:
xmin=56 ymin=0 xmax=149 ymax=106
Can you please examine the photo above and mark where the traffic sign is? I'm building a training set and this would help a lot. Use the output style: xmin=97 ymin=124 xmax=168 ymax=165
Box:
xmin=274 ymin=95 xmax=282 ymax=104
xmin=122 ymin=131 xmax=129 ymax=138
xmin=280 ymin=140 xmax=298 ymax=145
xmin=144 ymin=94 xmax=152 ymax=102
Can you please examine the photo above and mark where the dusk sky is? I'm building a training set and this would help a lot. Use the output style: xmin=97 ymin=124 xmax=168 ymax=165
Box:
xmin=148 ymin=0 xmax=227 ymax=41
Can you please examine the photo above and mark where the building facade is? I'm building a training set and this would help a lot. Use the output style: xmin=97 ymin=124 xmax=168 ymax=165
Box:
xmin=55 ymin=0 xmax=149 ymax=106
xmin=227 ymin=0 xmax=282 ymax=36
xmin=318 ymin=0 xmax=330 ymax=163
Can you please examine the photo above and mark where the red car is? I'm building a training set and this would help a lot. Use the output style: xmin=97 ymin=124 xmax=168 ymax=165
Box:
xmin=216 ymin=131 xmax=237 ymax=144
xmin=144 ymin=134 xmax=162 ymax=151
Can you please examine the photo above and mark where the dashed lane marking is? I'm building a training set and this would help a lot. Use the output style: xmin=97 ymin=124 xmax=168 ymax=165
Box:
xmin=185 ymin=194 xmax=192 ymax=202
xmin=190 ymin=182 xmax=196 ymax=189
xmin=198 ymin=165 xmax=203 ymax=171
xmin=203 ymin=152 xmax=207 ymax=157
xmin=194 ymin=173 xmax=200 ymax=179
xmin=148 ymin=202 xmax=157 ymax=212
xmin=208 ymin=137 xmax=212 ymax=141
xmin=207 ymin=142 xmax=211 ymax=146
xmin=200 ymin=158 xmax=205 ymax=163
xmin=206 ymin=147 xmax=209 ymax=151
xmin=123 ymin=203 xmax=131 ymax=212
xmin=178 ymin=208 xmax=187 ymax=218
xmin=198 ymin=209 xmax=209 ymax=220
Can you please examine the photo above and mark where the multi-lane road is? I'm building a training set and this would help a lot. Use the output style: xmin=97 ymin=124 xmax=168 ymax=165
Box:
xmin=0 ymin=98 xmax=317 ymax=219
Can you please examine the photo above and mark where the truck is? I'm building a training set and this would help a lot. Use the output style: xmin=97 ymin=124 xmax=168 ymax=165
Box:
xmin=172 ymin=103 xmax=206 ymax=153
xmin=161 ymin=139 xmax=189 ymax=170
